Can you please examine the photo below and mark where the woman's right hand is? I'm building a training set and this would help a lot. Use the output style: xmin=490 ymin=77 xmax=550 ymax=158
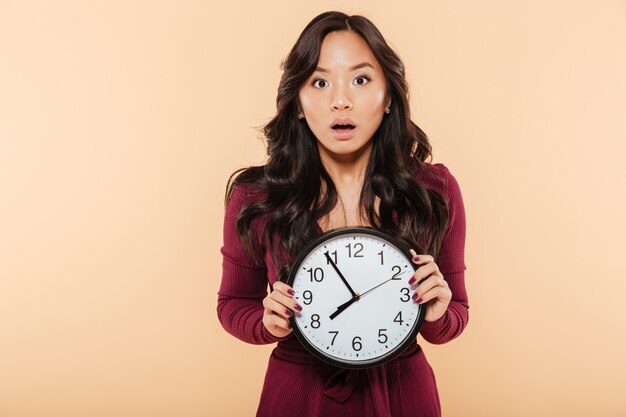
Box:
xmin=262 ymin=280 xmax=303 ymax=338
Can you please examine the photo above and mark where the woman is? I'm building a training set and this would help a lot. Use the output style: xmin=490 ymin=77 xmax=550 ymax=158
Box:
xmin=217 ymin=10 xmax=468 ymax=417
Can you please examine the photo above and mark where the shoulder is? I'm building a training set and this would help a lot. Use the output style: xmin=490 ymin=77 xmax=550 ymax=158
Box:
xmin=225 ymin=166 xmax=268 ymax=211
xmin=222 ymin=169 xmax=269 ymax=266
xmin=416 ymin=162 xmax=464 ymax=212
xmin=431 ymin=162 xmax=462 ymax=196
xmin=227 ymin=182 xmax=266 ymax=207
xmin=416 ymin=162 xmax=454 ymax=194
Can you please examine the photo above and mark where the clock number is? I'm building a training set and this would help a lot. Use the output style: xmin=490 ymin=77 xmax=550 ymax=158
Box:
xmin=400 ymin=288 xmax=410 ymax=302
xmin=391 ymin=265 xmax=402 ymax=280
xmin=307 ymin=267 xmax=324 ymax=282
xmin=345 ymin=243 xmax=364 ymax=258
xmin=325 ymin=250 xmax=338 ymax=265
xmin=329 ymin=331 xmax=339 ymax=345
xmin=302 ymin=290 xmax=313 ymax=305
xmin=378 ymin=250 xmax=384 ymax=265
xmin=311 ymin=314 xmax=321 ymax=329
xmin=378 ymin=329 xmax=388 ymax=344
xmin=352 ymin=336 xmax=362 ymax=351
xmin=394 ymin=311 xmax=404 ymax=326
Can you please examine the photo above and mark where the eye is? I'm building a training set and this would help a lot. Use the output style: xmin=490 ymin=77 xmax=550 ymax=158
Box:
xmin=312 ymin=78 xmax=328 ymax=88
xmin=354 ymin=75 xmax=371 ymax=86
xmin=311 ymin=75 xmax=372 ymax=89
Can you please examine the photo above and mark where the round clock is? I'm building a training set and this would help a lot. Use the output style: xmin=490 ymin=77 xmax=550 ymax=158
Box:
xmin=285 ymin=227 xmax=426 ymax=369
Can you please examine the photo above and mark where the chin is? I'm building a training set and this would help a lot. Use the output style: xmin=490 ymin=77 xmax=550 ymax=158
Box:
xmin=318 ymin=138 xmax=373 ymax=158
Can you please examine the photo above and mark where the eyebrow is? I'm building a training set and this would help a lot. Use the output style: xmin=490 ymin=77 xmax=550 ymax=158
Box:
xmin=314 ymin=62 xmax=375 ymax=73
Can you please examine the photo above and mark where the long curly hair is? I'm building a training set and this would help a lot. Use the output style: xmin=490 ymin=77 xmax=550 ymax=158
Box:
xmin=224 ymin=11 xmax=449 ymax=280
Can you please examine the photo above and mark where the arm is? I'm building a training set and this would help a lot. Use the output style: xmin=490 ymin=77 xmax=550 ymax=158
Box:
xmin=419 ymin=163 xmax=469 ymax=345
xmin=216 ymin=184 xmax=290 ymax=345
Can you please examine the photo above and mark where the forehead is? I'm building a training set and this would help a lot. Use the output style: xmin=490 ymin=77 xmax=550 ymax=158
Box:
xmin=316 ymin=30 xmax=381 ymax=72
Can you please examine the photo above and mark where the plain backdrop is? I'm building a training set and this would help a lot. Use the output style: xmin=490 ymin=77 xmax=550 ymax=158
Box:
xmin=1 ymin=1 xmax=625 ymax=416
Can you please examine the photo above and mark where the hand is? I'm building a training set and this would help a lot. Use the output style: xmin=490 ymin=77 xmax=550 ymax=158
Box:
xmin=262 ymin=280 xmax=303 ymax=338
xmin=408 ymin=249 xmax=451 ymax=322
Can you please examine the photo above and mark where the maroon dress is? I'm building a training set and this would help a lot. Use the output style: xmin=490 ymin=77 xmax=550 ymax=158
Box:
xmin=217 ymin=162 xmax=469 ymax=417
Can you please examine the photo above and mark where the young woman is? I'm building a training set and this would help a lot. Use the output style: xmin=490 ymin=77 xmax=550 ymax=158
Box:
xmin=217 ymin=11 xmax=468 ymax=417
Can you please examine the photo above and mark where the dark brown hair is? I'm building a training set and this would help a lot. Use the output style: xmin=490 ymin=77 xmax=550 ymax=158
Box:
xmin=225 ymin=11 xmax=449 ymax=279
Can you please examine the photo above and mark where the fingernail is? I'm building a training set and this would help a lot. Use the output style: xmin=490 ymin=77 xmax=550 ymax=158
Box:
xmin=412 ymin=256 xmax=420 ymax=263
xmin=412 ymin=292 xmax=419 ymax=300
xmin=293 ymin=303 xmax=303 ymax=311
xmin=287 ymin=322 xmax=291 ymax=329
xmin=415 ymin=297 xmax=423 ymax=304
xmin=408 ymin=277 xmax=416 ymax=285
xmin=285 ymin=309 xmax=293 ymax=317
xmin=287 ymin=289 xmax=295 ymax=296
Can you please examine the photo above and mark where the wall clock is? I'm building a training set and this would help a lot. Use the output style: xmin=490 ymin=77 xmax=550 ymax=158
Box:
xmin=285 ymin=227 xmax=426 ymax=369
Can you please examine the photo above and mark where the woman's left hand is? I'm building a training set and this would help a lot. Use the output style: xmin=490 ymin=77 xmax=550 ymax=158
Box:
xmin=408 ymin=249 xmax=451 ymax=322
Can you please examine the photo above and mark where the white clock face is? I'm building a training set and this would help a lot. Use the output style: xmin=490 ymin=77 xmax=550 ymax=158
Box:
xmin=287 ymin=228 xmax=424 ymax=368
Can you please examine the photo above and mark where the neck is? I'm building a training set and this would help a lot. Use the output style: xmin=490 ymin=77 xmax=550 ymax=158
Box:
xmin=317 ymin=142 xmax=372 ymax=187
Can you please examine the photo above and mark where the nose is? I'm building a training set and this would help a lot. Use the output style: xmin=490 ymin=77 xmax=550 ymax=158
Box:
xmin=331 ymin=86 xmax=353 ymax=111
xmin=332 ymin=101 xmax=352 ymax=111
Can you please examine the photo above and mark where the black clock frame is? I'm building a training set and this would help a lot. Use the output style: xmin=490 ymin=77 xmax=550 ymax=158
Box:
xmin=285 ymin=226 xmax=426 ymax=369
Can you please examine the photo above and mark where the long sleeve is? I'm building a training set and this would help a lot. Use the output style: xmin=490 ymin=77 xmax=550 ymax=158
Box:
xmin=216 ymin=184 xmax=290 ymax=345
xmin=419 ymin=163 xmax=469 ymax=345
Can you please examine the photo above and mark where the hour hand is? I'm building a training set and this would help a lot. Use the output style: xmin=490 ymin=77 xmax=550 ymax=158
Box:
xmin=329 ymin=296 xmax=358 ymax=320
xmin=324 ymin=251 xmax=357 ymax=297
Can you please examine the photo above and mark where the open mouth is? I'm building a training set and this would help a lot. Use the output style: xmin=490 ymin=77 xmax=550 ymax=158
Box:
xmin=332 ymin=124 xmax=355 ymax=130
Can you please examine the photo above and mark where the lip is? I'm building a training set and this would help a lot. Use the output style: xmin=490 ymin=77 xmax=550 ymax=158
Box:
xmin=330 ymin=117 xmax=356 ymax=128
xmin=331 ymin=125 xmax=356 ymax=140
xmin=330 ymin=116 xmax=356 ymax=140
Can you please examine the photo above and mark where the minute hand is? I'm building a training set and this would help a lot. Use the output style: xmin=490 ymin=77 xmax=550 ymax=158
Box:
xmin=324 ymin=251 xmax=358 ymax=298
xmin=360 ymin=272 xmax=407 ymax=297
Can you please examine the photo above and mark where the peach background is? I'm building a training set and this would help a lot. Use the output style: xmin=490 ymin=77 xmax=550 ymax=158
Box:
xmin=1 ymin=1 xmax=625 ymax=416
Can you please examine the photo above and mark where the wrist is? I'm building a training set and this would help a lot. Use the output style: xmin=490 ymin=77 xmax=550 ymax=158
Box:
xmin=262 ymin=324 xmax=292 ymax=343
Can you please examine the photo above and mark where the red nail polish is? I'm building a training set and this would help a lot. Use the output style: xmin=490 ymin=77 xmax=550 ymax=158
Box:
xmin=294 ymin=303 xmax=303 ymax=311
xmin=415 ymin=297 xmax=423 ymax=304
xmin=285 ymin=309 xmax=293 ymax=317
xmin=412 ymin=292 xmax=419 ymax=300
xmin=408 ymin=277 xmax=416 ymax=285
xmin=412 ymin=256 xmax=420 ymax=263
xmin=287 ymin=289 xmax=295 ymax=296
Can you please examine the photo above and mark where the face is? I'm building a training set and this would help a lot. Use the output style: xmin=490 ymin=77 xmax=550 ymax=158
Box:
xmin=298 ymin=30 xmax=391 ymax=162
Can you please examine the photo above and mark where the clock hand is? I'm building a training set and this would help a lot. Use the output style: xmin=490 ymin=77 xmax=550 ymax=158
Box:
xmin=359 ymin=272 xmax=407 ymax=297
xmin=329 ymin=271 xmax=414 ymax=320
xmin=329 ymin=295 xmax=359 ymax=320
xmin=324 ymin=251 xmax=358 ymax=298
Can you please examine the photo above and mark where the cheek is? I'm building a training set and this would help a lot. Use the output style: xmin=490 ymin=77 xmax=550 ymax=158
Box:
xmin=360 ymin=92 xmax=386 ymax=121
xmin=299 ymin=93 xmax=325 ymax=129
xmin=298 ymin=89 xmax=319 ymax=113
xmin=355 ymin=89 xmax=386 ymax=115
xmin=370 ymin=89 xmax=386 ymax=107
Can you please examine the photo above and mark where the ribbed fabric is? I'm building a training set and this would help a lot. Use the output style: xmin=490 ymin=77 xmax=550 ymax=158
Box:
xmin=217 ymin=162 xmax=469 ymax=416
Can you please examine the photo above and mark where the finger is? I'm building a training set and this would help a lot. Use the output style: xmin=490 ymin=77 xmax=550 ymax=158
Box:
xmin=408 ymin=262 xmax=440 ymax=285
xmin=412 ymin=273 xmax=447 ymax=300
xmin=414 ymin=282 xmax=452 ymax=305
xmin=273 ymin=280 xmax=296 ymax=297
xmin=263 ymin=296 xmax=295 ymax=319
xmin=409 ymin=250 xmax=434 ymax=265
xmin=263 ymin=311 xmax=292 ymax=330
xmin=270 ymin=289 xmax=303 ymax=313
